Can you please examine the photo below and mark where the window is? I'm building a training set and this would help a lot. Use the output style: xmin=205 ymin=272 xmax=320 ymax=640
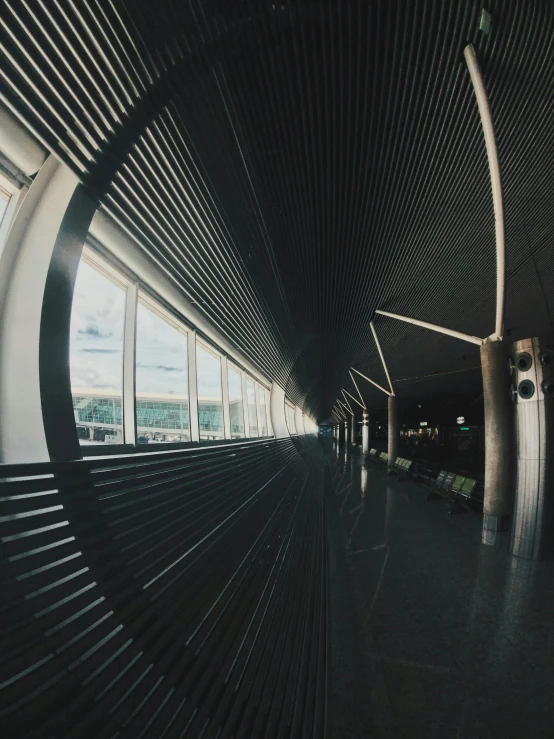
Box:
xmin=0 ymin=172 xmax=18 ymax=259
xmin=196 ymin=342 xmax=224 ymax=440
xmin=135 ymin=294 xmax=189 ymax=443
xmin=265 ymin=389 xmax=273 ymax=436
xmin=70 ymin=255 xmax=126 ymax=444
xmin=69 ymin=244 xmax=274 ymax=449
xmin=246 ymin=379 xmax=258 ymax=437
xmin=228 ymin=365 xmax=245 ymax=439
xmin=0 ymin=186 xmax=10 ymax=227
xmin=258 ymin=384 xmax=268 ymax=437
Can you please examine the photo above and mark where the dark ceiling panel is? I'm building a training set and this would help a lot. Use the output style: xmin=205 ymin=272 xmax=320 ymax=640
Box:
xmin=1 ymin=0 xmax=553 ymax=419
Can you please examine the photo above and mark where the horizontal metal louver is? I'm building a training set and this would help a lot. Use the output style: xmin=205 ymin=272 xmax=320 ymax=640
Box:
xmin=0 ymin=439 xmax=328 ymax=737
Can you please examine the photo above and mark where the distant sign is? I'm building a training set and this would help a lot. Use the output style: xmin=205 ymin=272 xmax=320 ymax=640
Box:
xmin=456 ymin=416 xmax=465 ymax=425
xmin=420 ymin=421 xmax=428 ymax=427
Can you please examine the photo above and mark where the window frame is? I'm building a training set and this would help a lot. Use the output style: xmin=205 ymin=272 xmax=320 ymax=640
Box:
xmin=227 ymin=361 xmax=246 ymax=440
xmin=134 ymin=289 xmax=191 ymax=446
xmin=244 ymin=376 xmax=259 ymax=438
xmin=285 ymin=400 xmax=297 ymax=436
xmin=74 ymin=241 xmax=274 ymax=456
xmin=195 ymin=337 xmax=226 ymax=442
xmin=70 ymin=247 xmax=130 ymax=448
xmin=0 ymin=170 xmax=28 ymax=260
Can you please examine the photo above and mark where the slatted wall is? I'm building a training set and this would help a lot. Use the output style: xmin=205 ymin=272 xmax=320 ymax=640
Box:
xmin=0 ymin=438 xmax=328 ymax=738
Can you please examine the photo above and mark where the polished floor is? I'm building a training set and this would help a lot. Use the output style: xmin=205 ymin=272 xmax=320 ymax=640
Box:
xmin=327 ymin=441 xmax=554 ymax=738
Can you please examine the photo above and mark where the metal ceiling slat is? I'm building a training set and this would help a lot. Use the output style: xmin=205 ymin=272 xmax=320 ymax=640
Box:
xmin=1 ymin=0 xmax=553 ymax=416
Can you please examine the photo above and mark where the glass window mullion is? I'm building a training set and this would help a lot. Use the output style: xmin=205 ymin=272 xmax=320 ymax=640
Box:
xmin=255 ymin=382 xmax=262 ymax=437
xmin=188 ymin=331 xmax=199 ymax=442
xmin=122 ymin=282 xmax=138 ymax=445
xmin=221 ymin=355 xmax=231 ymax=440
xmin=241 ymin=371 xmax=251 ymax=438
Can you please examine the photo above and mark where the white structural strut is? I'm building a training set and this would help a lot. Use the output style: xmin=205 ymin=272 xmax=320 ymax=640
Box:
xmin=343 ymin=388 xmax=365 ymax=410
xmin=341 ymin=390 xmax=354 ymax=414
xmin=349 ymin=370 xmax=367 ymax=409
xmin=338 ymin=398 xmax=353 ymax=416
xmin=370 ymin=321 xmax=395 ymax=395
xmin=335 ymin=402 xmax=347 ymax=419
xmin=351 ymin=367 xmax=392 ymax=397
xmin=464 ymin=44 xmax=505 ymax=342
xmin=375 ymin=310 xmax=485 ymax=346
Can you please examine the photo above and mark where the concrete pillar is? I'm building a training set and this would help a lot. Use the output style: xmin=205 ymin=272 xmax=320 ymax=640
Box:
xmin=351 ymin=414 xmax=356 ymax=446
xmin=510 ymin=338 xmax=554 ymax=559
xmin=362 ymin=411 xmax=369 ymax=454
xmin=480 ymin=341 xmax=513 ymax=543
xmin=338 ymin=420 xmax=346 ymax=445
xmin=344 ymin=419 xmax=350 ymax=445
xmin=387 ymin=395 xmax=399 ymax=469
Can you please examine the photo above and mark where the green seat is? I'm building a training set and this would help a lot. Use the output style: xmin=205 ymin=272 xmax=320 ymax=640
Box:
xmin=451 ymin=474 xmax=466 ymax=494
xmin=459 ymin=477 xmax=477 ymax=498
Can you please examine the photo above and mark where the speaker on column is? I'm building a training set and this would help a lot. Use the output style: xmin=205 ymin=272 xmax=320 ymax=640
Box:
xmin=510 ymin=337 xmax=554 ymax=560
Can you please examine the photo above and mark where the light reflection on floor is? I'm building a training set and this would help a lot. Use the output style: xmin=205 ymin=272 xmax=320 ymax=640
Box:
xmin=327 ymin=440 xmax=554 ymax=738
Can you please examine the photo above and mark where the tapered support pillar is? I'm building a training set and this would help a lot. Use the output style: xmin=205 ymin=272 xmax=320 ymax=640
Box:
xmin=351 ymin=414 xmax=356 ymax=446
xmin=510 ymin=338 xmax=554 ymax=559
xmin=481 ymin=341 xmax=513 ymax=543
xmin=362 ymin=411 xmax=369 ymax=454
xmin=387 ymin=395 xmax=399 ymax=469
xmin=344 ymin=420 xmax=350 ymax=445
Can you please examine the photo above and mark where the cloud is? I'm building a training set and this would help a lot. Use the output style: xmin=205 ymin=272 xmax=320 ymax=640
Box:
xmin=137 ymin=364 xmax=182 ymax=372
xmin=78 ymin=325 xmax=113 ymax=338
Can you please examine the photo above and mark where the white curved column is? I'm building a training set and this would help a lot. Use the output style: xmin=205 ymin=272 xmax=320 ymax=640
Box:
xmin=295 ymin=406 xmax=304 ymax=436
xmin=269 ymin=382 xmax=289 ymax=439
xmin=0 ymin=158 xmax=78 ymax=462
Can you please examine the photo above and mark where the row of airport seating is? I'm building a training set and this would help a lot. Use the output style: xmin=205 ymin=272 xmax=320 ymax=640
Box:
xmin=365 ymin=448 xmax=478 ymax=503
xmin=367 ymin=449 xmax=412 ymax=475
xmin=429 ymin=470 xmax=477 ymax=499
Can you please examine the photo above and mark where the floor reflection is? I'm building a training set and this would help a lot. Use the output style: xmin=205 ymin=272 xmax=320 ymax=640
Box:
xmin=327 ymin=444 xmax=554 ymax=738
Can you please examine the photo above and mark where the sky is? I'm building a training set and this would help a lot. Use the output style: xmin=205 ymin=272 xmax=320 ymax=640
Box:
xmin=136 ymin=300 xmax=188 ymax=397
xmin=70 ymin=259 xmax=223 ymax=399
xmin=70 ymin=260 xmax=125 ymax=391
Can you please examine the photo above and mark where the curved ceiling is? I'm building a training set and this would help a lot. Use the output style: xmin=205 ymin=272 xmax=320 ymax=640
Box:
xmin=2 ymin=0 xmax=553 ymax=420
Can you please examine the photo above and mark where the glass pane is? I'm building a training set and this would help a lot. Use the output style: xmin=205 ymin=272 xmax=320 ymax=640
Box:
xmin=266 ymin=389 xmax=273 ymax=435
xmin=70 ymin=259 xmax=125 ymax=445
xmin=228 ymin=366 xmax=244 ymax=439
xmin=246 ymin=379 xmax=258 ymax=437
xmin=259 ymin=385 xmax=268 ymax=437
xmin=197 ymin=343 xmax=224 ymax=440
xmin=0 ymin=188 xmax=10 ymax=228
xmin=135 ymin=298 xmax=189 ymax=444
